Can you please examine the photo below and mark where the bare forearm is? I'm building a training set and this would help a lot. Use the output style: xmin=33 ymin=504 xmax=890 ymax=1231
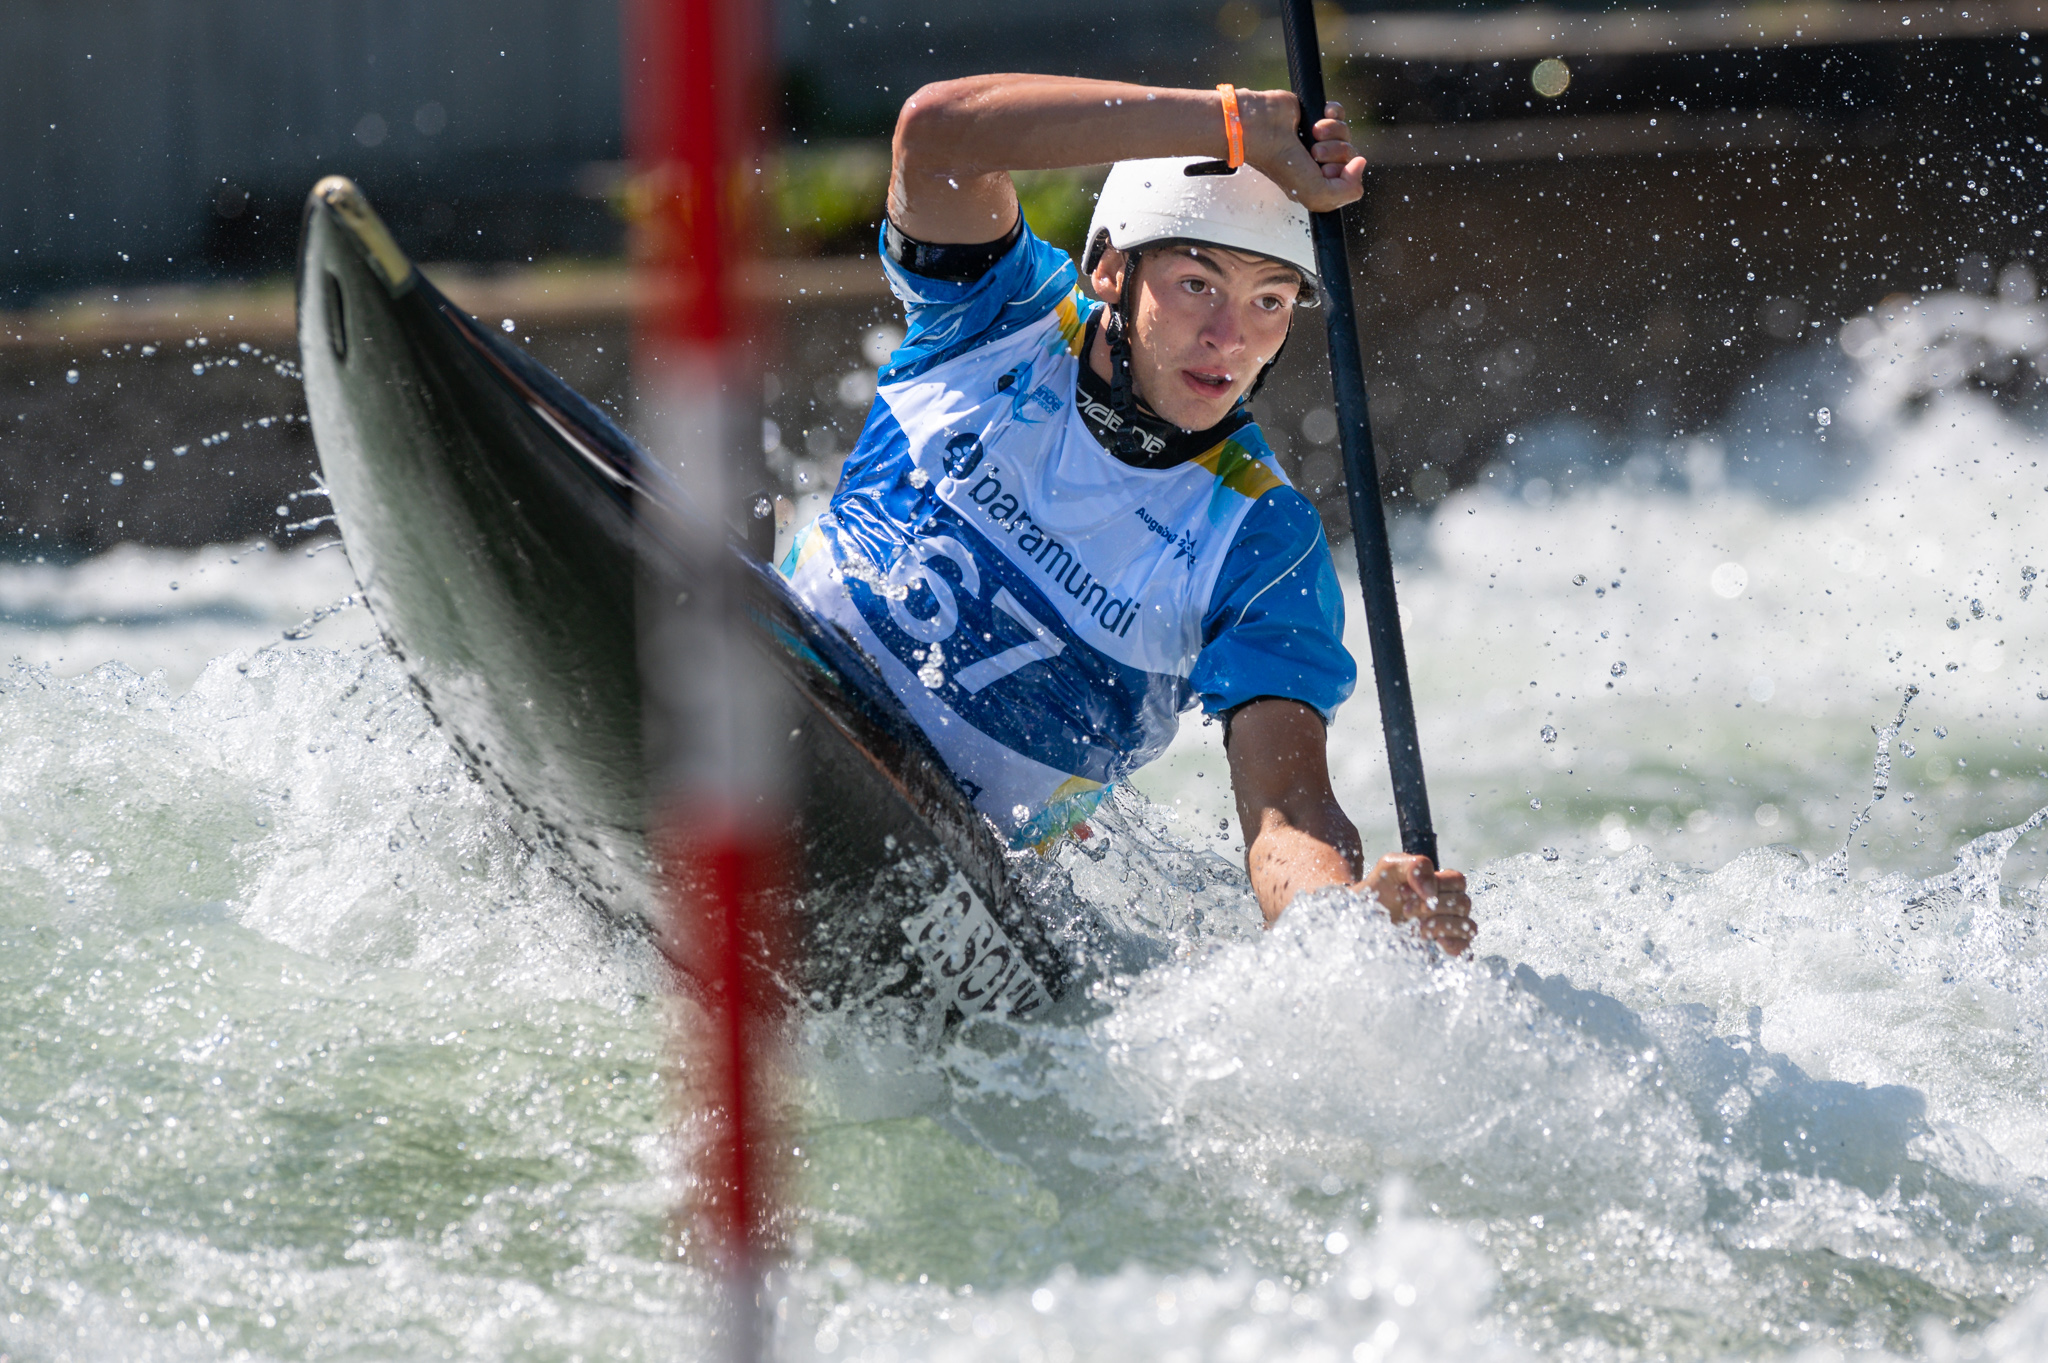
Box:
xmin=1226 ymin=698 xmax=1359 ymax=924
xmin=896 ymin=76 xmax=1228 ymax=179
xmin=889 ymin=74 xmax=1365 ymax=245
xmin=890 ymin=76 xmax=1228 ymax=243
xmin=1242 ymin=799 xmax=1363 ymax=925
xmin=1226 ymin=700 xmax=1474 ymax=949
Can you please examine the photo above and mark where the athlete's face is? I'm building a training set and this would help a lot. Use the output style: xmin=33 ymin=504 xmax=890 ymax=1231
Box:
xmin=1089 ymin=244 xmax=1303 ymax=431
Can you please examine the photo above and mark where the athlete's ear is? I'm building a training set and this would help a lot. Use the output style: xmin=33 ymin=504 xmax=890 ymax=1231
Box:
xmin=1089 ymin=246 xmax=1128 ymax=305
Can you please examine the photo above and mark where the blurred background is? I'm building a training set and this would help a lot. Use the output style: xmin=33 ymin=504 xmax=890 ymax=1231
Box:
xmin=0 ymin=0 xmax=2038 ymax=553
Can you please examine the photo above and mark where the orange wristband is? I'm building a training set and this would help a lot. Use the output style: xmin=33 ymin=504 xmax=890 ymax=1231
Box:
xmin=1216 ymin=83 xmax=1245 ymax=169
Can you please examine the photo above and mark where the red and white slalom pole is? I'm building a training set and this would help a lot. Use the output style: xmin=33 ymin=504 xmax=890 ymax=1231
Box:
xmin=625 ymin=0 xmax=786 ymax=1356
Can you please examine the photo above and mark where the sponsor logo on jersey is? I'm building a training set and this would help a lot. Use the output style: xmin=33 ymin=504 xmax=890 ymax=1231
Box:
xmin=961 ymin=467 xmax=1139 ymax=637
xmin=1134 ymin=506 xmax=1200 ymax=562
xmin=1075 ymin=390 xmax=1168 ymax=457
xmin=996 ymin=362 xmax=1064 ymax=423
xmin=943 ymin=431 xmax=985 ymax=480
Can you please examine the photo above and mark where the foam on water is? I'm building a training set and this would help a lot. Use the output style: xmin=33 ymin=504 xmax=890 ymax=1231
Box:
xmin=1136 ymin=289 xmax=2048 ymax=888
xmin=6 ymin=300 xmax=2048 ymax=1358
xmin=0 ymin=647 xmax=686 ymax=1359
xmin=0 ymin=538 xmax=376 ymax=687
xmin=771 ymin=802 xmax=2048 ymax=1360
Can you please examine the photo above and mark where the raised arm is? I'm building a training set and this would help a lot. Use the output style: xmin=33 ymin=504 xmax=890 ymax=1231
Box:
xmin=887 ymin=74 xmax=1367 ymax=245
xmin=1226 ymin=698 xmax=1474 ymax=951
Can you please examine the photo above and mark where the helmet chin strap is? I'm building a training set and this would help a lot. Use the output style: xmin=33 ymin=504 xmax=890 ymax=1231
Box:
xmin=1243 ymin=331 xmax=1290 ymax=404
xmin=1105 ymin=251 xmax=1146 ymax=460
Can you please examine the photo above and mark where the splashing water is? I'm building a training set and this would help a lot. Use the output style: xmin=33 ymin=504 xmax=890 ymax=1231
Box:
xmin=7 ymin=307 xmax=2048 ymax=1359
xmin=1820 ymin=684 xmax=1920 ymax=879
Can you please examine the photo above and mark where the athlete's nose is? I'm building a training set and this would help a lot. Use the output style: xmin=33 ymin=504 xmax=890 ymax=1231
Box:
xmin=1197 ymin=297 xmax=1249 ymax=356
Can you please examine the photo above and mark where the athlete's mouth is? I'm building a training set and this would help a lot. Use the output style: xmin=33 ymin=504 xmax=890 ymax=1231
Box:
xmin=1182 ymin=369 xmax=1235 ymax=396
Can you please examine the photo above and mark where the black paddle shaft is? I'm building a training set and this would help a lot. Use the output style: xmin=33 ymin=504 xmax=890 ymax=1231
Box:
xmin=1277 ymin=0 xmax=1439 ymax=867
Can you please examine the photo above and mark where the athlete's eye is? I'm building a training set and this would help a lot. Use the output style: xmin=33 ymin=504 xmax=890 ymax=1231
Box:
xmin=1180 ymin=277 xmax=1209 ymax=295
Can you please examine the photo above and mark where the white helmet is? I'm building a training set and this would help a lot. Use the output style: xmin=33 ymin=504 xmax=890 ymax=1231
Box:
xmin=1083 ymin=157 xmax=1318 ymax=298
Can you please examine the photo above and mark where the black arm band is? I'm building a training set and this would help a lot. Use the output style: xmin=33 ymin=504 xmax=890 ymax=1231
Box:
xmin=882 ymin=215 xmax=1024 ymax=284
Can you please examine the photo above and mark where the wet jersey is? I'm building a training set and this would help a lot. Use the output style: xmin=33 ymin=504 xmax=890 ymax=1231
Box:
xmin=779 ymin=219 xmax=1355 ymax=848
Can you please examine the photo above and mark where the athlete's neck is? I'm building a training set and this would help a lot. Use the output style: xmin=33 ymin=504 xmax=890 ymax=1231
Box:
xmin=1078 ymin=313 xmax=1250 ymax=470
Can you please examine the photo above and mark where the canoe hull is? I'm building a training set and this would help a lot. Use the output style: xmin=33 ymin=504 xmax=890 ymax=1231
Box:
xmin=297 ymin=178 xmax=1069 ymax=1016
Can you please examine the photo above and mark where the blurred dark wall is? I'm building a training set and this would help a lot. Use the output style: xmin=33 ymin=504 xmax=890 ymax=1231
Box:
xmin=0 ymin=0 xmax=1258 ymax=301
xmin=1 ymin=0 xmax=624 ymax=301
xmin=777 ymin=0 xmax=1247 ymax=136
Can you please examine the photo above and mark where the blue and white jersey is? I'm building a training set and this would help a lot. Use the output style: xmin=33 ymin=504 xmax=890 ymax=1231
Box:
xmin=780 ymin=220 xmax=1355 ymax=848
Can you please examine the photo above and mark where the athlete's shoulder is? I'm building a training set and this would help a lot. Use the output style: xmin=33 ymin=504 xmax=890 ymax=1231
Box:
xmin=1204 ymin=427 xmax=1332 ymax=589
xmin=879 ymin=219 xmax=1087 ymax=381
xmin=1191 ymin=435 xmax=1352 ymax=718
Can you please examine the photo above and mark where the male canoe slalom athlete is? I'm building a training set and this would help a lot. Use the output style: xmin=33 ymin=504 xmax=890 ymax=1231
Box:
xmin=778 ymin=74 xmax=1474 ymax=953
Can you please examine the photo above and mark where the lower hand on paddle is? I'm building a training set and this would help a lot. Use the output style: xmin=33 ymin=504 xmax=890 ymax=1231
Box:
xmin=1362 ymin=853 xmax=1475 ymax=956
xmin=1226 ymin=699 xmax=1472 ymax=952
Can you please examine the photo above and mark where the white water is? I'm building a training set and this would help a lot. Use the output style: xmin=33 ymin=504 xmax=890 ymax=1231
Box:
xmin=6 ymin=294 xmax=2048 ymax=1360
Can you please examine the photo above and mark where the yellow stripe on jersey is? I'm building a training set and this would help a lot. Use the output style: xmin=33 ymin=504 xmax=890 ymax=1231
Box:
xmin=1195 ymin=438 xmax=1283 ymax=500
xmin=1052 ymin=291 xmax=1087 ymax=355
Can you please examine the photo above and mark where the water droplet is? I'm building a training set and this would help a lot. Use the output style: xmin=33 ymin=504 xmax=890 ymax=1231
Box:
xmin=1505 ymin=432 xmax=1518 ymax=445
xmin=501 ymin=318 xmax=515 ymax=333
xmin=108 ymin=471 xmax=123 ymax=485
xmin=1541 ymin=847 xmax=1559 ymax=861
xmin=191 ymin=363 xmax=205 ymax=376
xmin=65 ymin=369 xmax=79 ymax=384
xmin=752 ymin=496 xmax=772 ymax=519
xmin=1969 ymin=598 xmax=1985 ymax=618
xmin=141 ymin=459 xmax=154 ymax=471
xmin=1900 ymin=740 xmax=1916 ymax=757
xmin=1817 ymin=406 xmax=1833 ymax=427
xmin=1530 ymin=797 xmax=1543 ymax=809
xmin=1710 ymin=562 xmax=1749 ymax=598
xmin=916 ymin=640 xmax=946 ymax=689
xmin=1934 ymin=726 xmax=1948 ymax=739
xmin=1531 ymin=58 xmax=1571 ymax=98
xmin=1947 ymin=617 xmax=1961 ymax=630
xmin=1540 ymin=724 xmax=1558 ymax=744
xmin=172 ymin=445 xmax=189 ymax=456
xmin=276 ymin=505 xmax=289 ymax=517
xmin=1572 ymin=574 xmax=1587 ymax=586
xmin=908 ymin=467 xmax=930 ymax=489
xmin=1012 ymin=804 xmax=1031 ymax=822
xmin=1610 ymin=661 xmax=1628 ymax=677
